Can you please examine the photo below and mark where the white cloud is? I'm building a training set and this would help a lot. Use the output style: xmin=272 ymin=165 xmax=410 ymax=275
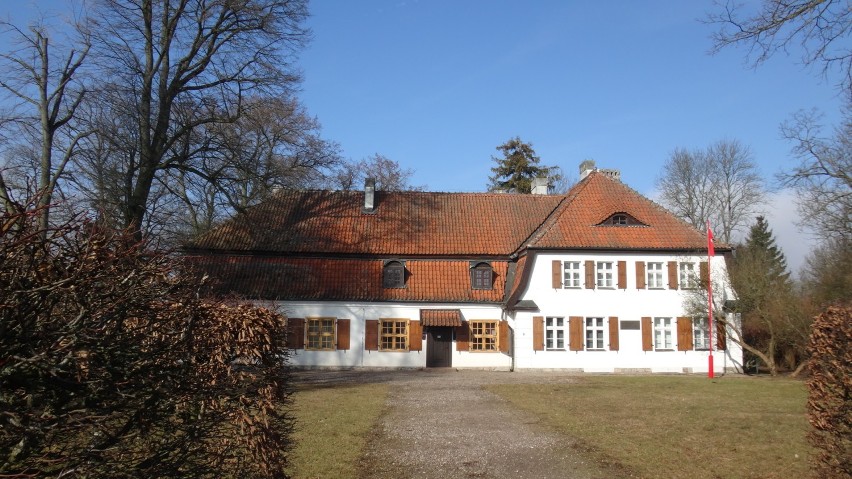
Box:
xmin=761 ymin=189 xmax=816 ymax=277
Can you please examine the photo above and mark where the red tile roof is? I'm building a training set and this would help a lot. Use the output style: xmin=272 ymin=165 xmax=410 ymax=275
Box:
xmin=188 ymin=172 xmax=717 ymax=304
xmin=420 ymin=309 xmax=463 ymax=327
xmin=527 ymin=172 xmax=708 ymax=251
xmin=186 ymin=256 xmax=507 ymax=303
xmin=188 ymin=190 xmax=563 ymax=256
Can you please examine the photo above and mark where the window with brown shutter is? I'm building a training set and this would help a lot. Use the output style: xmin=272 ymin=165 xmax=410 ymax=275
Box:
xmin=569 ymin=316 xmax=584 ymax=351
xmin=365 ymin=320 xmax=379 ymax=351
xmin=617 ymin=261 xmax=627 ymax=289
xmin=676 ymin=317 xmax=693 ymax=351
xmin=608 ymin=317 xmax=619 ymax=351
xmin=552 ymin=260 xmax=562 ymax=289
xmin=532 ymin=316 xmax=544 ymax=351
xmin=584 ymin=260 xmax=595 ymax=289
xmin=635 ymin=262 xmax=646 ymax=289
xmin=699 ymin=261 xmax=709 ymax=286
xmin=379 ymin=318 xmax=409 ymax=351
xmin=456 ymin=321 xmax=469 ymax=351
xmin=409 ymin=320 xmax=423 ymax=351
xmin=641 ymin=317 xmax=653 ymax=351
xmin=470 ymin=320 xmax=499 ymax=351
xmin=336 ymin=319 xmax=351 ymax=350
xmin=499 ymin=321 xmax=510 ymax=353
xmin=667 ymin=261 xmax=679 ymax=290
xmin=306 ymin=317 xmax=336 ymax=350
xmin=287 ymin=317 xmax=305 ymax=350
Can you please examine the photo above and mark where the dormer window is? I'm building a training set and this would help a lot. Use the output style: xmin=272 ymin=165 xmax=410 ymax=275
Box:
xmin=382 ymin=260 xmax=406 ymax=288
xmin=598 ymin=212 xmax=645 ymax=227
xmin=470 ymin=261 xmax=493 ymax=290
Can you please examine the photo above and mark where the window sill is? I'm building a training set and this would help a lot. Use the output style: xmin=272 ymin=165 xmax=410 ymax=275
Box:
xmin=378 ymin=349 xmax=410 ymax=352
xmin=562 ymin=286 xmax=581 ymax=289
xmin=586 ymin=348 xmax=607 ymax=351
xmin=545 ymin=348 xmax=566 ymax=352
xmin=468 ymin=349 xmax=499 ymax=353
xmin=654 ymin=349 xmax=675 ymax=352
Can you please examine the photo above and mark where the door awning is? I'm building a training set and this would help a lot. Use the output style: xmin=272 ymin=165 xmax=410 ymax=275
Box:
xmin=420 ymin=309 xmax=463 ymax=327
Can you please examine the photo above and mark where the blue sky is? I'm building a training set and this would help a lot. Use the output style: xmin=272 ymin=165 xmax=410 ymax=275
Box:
xmin=5 ymin=1 xmax=845 ymax=273
xmin=296 ymin=1 xmax=844 ymax=273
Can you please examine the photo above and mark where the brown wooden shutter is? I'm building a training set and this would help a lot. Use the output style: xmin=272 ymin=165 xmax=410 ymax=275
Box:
xmin=365 ymin=320 xmax=379 ymax=351
xmin=532 ymin=316 xmax=544 ymax=351
xmin=667 ymin=261 xmax=679 ymax=290
xmin=717 ymin=320 xmax=727 ymax=350
xmin=635 ymin=261 xmax=646 ymax=289
xmin=676 ymin=317 xmax=693 ymax=351
xmin=584 ymin=260 xmax=595 ymax=289
xmin=552 ymin=260 xmax=562 ymax=289
xmin=456 ymin=320 xmax=469 ymax=351
xmin=409 ymin=320 xmax=422 ymax=351
xmin=286 ymin=318 xmax=305 ymax=349
xmin=569 ymin=316 xmax=584 ymax=351
xmin=617 ymin=261 xmax=627 ymax=289
xmin=336 ymin=319 xmax=351 ymax=350
xmin=499 ymin=321 xmax=510 ymax=353
xmin=700 ymin=261 xmax=709 ymax=286
xmin=641 ymin=317 xmax=653 ymax=351
xmin=608 ymin=317 xmax=619 ymax=351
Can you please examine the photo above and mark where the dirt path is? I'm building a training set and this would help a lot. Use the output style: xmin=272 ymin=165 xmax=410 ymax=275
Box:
xmin=339 ymin=369 xmax=622 ymax=479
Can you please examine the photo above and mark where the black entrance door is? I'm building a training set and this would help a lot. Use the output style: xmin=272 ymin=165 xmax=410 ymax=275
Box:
xmin=426 ymin=327 xmax=452 ymax=367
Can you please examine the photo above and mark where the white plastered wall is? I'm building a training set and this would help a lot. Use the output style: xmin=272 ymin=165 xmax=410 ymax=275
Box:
xmin=511 ymin=252 xmax=744 ymax=373
xmin=270 ymin=301 xmax=512 ymax=369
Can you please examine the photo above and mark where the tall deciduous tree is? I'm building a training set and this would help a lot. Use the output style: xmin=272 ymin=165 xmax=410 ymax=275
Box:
xmin=656 ymin=139 xmax=764 ymax=243
xmin=0 ymin=19 xmax=91 ymax=233
xmin=87 ymin=0 xmax=310 ymax=237
xmin=330 ymin=153 xmax=423 ymax=192
xmin=780 ymin=106 xmax=852 ymax=242
xmin=487 ymin=137 xmax=561 ymax=194
xmin=708 ymin=0 xmax=852 ymax=93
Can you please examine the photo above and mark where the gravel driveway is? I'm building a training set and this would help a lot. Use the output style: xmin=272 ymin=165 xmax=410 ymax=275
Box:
xmin=294 ymin=369 xmax=630 ymax=479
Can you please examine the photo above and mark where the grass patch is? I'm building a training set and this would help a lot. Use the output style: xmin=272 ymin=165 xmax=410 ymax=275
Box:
xmin=486 ymin=376 xmax=811 ymax=479
xmin=287 ymin=383 xmax=389 ymax=479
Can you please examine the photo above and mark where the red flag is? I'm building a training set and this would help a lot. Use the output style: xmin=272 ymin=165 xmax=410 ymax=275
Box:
xmin=707 ymin=226 xmax=715 ymax=257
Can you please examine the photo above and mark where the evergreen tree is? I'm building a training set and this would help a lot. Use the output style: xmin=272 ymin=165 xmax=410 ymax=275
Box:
xmin=487 ymin=137 xmax=560 ymax=193
xmin=744 ymin=215 xmax=790 ymax=282
xmin=730 ymin=215 xmax=804 ymax=375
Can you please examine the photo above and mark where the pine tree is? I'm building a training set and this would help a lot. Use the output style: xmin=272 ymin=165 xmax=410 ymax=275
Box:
xmin=487 ymin=137 xmax=560 ymax=193
xmin=744 ymin=216 xmax=790 ymax=282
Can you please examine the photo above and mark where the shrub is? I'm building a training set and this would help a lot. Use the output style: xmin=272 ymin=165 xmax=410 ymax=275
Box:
xmin=806 ymin=305 xmax=851 ymax=478
xmin=0 ymin=205 xmax=292 ymax=478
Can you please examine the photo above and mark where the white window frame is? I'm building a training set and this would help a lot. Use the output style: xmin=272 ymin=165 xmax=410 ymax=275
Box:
xmin=647 ymin=262 xmax=664 ymax=289
xmin=596 ymin=261 xmax=614 ymax=288
xmin=654 ymin=317 xmax=673 ymax=350
xmin=585 ymin=317 xmax=605 ymax=350
xmin=563 ymin=261 xmax=581 ymax=288
xmin=545 ymin=316 xmax=567 ymax=350
xmin=679 ymin=262 xmax=698 ymax=289
xmin=693 ymin=317 xmax=710 ymax=350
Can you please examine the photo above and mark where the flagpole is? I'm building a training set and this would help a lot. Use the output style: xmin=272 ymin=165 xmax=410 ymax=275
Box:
xmin=707 ymin=220 xmax=714 ymax=379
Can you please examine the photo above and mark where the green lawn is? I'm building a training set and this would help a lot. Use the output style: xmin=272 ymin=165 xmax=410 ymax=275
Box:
xmin=486 ymin=375 xmax=812 ymax=479
xmin=287 ymin=382 xmax=389 ymax=479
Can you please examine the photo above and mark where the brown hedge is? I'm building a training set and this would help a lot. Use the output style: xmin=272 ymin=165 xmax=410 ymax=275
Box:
xmin=806 ymin=305 xmax=851 ymax=478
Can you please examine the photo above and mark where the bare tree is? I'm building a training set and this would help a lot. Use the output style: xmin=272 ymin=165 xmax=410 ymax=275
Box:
xmin=707 ymin=0 xmax=852 ymax=93
xmin=0 ymin=19 xmax=91 ymax=233
xmin=780 ymin=106 xmax=852 ymax=241
xmin=656 ymin=139 xmax=764 ymax=243
xmin=656 ymin=147 xmax=717 ymax=232
xmin=330 ymin=153 xmax=424 ymax=191
xmin=86 ymin=0 xmax=310 ymax=237
xmin=710 ymin=140 xmax=766 ymax=243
